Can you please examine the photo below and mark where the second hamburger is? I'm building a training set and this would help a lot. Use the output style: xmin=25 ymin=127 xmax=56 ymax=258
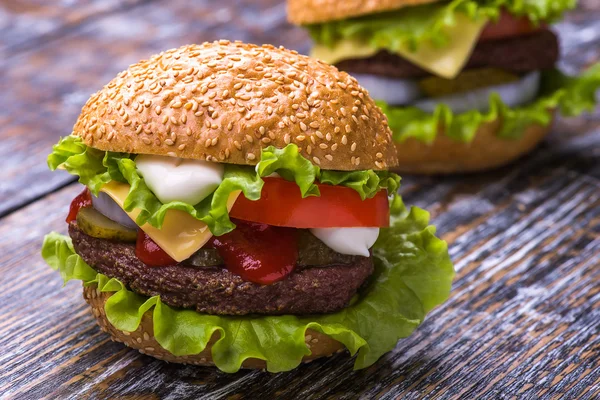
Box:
xmin=290 ymin=0 xmax=600 ymax=173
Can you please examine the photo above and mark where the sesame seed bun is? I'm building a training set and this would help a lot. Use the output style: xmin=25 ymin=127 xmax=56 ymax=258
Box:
xmin=287 ymin=0 xmax=440 ymax=25
xmin=72 ymin=41 xmax=398 ymax=171
xmin=83 ymin=284 xmax=345 ymax=368
xmin=393 ymin=115 xmax=553 ymax=174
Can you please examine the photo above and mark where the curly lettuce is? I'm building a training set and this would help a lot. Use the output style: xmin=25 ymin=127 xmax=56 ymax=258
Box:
xmin=48 ymin=139 xmax=401 ymax=235
xmin=42 ymin=196 xmax=454 ymax=373
xmin=380 ymin=65 xmax=600 ymax=143
xmin=307 ymin=0 xmax=576 ymax=53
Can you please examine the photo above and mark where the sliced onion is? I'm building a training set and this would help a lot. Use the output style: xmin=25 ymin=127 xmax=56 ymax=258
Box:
xmin=413 ymin=71 xmax=541 ymax=114
xmin=353 ymin=73 xmax=423 ymax=105
xmin=91 ymin=192 xmax=138 ymax=229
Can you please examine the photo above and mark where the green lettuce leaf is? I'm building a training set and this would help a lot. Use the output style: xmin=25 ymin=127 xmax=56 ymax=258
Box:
xmin=379 ymin=66 xmax=600 ymax=144
xmin=257 ymin=145 xmax=320 ymax=197
xmin=307 ymin=0 xmax=576 ymax=52
xmin=41 ymin=197 xmax=454 ymax=373
xmin=319 ymin=170 xmax=401 ymax=200
xmin=48 ymin=140 xmax=401 ymax=234
xmin=47 ymin=136 xmax=130 ymax=194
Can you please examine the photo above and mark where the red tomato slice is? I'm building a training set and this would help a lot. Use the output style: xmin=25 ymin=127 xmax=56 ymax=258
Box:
xmin=229 ymin=177 xmax=390 ymax=228
xmin=480 ymin=10 xmax=543 ymax=42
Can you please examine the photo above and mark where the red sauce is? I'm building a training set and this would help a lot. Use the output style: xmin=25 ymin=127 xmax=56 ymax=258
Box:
xmin=208 ymin=219 xmax=298 ymax=285
xmin=66 ymin=187 xmax=92 ymax=223
xmin=133 ymin=219 xmax=298 ymax=285
xmin=135 ymin=230 xmax=178 ymax=267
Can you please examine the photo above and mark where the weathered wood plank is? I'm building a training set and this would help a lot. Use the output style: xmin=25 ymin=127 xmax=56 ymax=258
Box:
xmin=0 ymin=0 xmax=149 ymax=58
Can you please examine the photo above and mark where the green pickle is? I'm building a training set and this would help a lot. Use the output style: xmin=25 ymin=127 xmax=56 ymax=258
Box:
xmin=76 ymin=207 xmax=137 ymax=242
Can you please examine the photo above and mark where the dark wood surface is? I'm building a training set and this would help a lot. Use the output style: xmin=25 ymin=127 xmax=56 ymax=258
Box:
xmin=1 ymin=1 xmax=599 ymax=399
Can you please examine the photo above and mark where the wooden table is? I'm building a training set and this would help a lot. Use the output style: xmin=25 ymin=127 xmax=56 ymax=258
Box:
xmin=1 ymin=1 xmax=599 ymax=398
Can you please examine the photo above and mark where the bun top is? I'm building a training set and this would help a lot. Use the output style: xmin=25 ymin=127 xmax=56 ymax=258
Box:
xmin=287 ymin=0 xmax=439 ymax=25
xmin=73 ymin=41 xmax=397 ymax=171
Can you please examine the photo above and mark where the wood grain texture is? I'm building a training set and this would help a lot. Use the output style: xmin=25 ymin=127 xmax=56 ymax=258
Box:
xmin=1 ymin=1 xmax=600 ymax=399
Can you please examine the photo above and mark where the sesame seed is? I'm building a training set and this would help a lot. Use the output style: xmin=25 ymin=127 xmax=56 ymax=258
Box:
xmin=312 ymin=156 xmax=321 ymax=165
xmin=245 ymin=134 xmax=254 ymax=143
xmin=325 ymin=154 xmax=333 ymax=161
xmin=247 ymin=153 xmax=256 ymax=160
xmin=345 ymin=124 xmax=352 ymax=133
xmin=300 ymin=122 xmax=307 ymax=131
xmin=351 ymin=143 xmax=357 ymax=152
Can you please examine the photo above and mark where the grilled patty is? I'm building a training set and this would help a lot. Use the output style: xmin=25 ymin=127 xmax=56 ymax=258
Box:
xmin=336 ymin=29 xmax=559 ymax=80
xmin=69 ymin=223 xmax=374 ymax=316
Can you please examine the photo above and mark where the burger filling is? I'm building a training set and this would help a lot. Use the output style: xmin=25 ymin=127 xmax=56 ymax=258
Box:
xmin=49 ymin=135 xmax=400 ymax=315
xmin=306 ymin=2 xmax=600 ymax=143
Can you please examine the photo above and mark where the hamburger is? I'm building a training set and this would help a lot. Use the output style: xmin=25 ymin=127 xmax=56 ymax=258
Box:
xmin=288 ymin=0 xmax=600 ymax=173
xmin=41 ymin=41 xmax=454 ymax=372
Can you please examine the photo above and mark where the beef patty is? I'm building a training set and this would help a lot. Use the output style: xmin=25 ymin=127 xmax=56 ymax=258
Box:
xmin=69 ymin=223 xmax=374 ymax=316
xmin=336 ymin=29 xmax=559 ymax=80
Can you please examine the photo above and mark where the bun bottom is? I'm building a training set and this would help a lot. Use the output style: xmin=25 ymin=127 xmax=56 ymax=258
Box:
xmin=83 ymin=284 xmax=345 ymax=369
xmin=392 ymin=117 xmax=553 ymax=174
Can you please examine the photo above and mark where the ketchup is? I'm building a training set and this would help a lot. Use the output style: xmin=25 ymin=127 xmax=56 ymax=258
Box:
xmin=208 ymin=219 xmax=298 ymax=285
xmin=66 ymin=187 xmax=92 ymax=223
xmin=135 ymin=230 xmax=177 ymax=267
xmin=133 ymin=219 xmax=298 ymax=285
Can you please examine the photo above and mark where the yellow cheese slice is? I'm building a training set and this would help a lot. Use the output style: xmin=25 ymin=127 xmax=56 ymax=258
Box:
xmin=100 ymin=181 xmax=240 ymax=262
xmin=310 ymin=13 xmax=488 ymax=79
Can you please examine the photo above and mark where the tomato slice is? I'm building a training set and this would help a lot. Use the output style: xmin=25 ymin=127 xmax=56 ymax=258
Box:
xmin=229 ymin=177 xmax=390 ymax=228
xmin=480 ymin=10 xmax=543 ymax=42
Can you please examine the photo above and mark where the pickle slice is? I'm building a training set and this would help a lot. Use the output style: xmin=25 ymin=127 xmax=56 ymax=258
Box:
xmin=187 ymin=249 xmax=223 ymax=267
xmin=419 ymin=68 xmax=519 ymax=98
xmin=76 ymin=207 xmax=137 ymax=242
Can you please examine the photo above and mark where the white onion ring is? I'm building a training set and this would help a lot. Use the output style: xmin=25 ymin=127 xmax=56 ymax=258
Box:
xmin=92 ymin=192 xmax=138 ymax=229
xmin=413 ymin=71 xmax=541 ymax=114
xmin=353 ymin=73 xmax=423 ymax=105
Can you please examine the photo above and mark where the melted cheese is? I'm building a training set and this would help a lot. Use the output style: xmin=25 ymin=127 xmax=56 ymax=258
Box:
xmin=310 ymin=13 xmax=488 ymax=79
xmin=100 ymin=181 xmax=240 ymax=262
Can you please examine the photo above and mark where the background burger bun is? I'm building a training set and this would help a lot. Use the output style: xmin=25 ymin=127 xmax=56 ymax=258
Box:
xmin=72 ymin=41 xmax=398 ymax=171
xmin=84 ymin=285 xmax=346 ymax=368
xmin=393 ymin=115 xmax=553 ymax=174
xmin=287 ymin=0 xmax=439 ymax=24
